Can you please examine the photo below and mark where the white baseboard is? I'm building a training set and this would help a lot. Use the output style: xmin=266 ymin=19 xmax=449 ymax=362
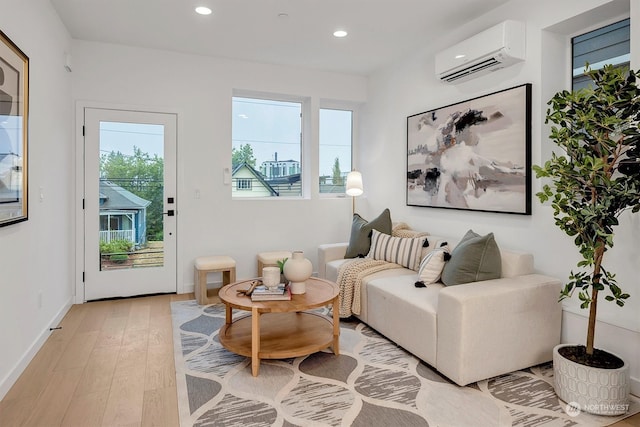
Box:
xmin=0 ymin=297 xmax=73 ymax=400
xmin=631 ymin=376 xmax=640 ymax=398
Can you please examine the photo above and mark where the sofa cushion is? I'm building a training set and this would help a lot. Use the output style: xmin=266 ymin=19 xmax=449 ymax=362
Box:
xmin=345 ymin=209 xmax=392 ymax=258
xmin=367 ymin=229 xmax=426 ymax=271
xmin=417 ymin=242 xmax=450 ymax=284
xmin=441 ymin=230 xmax=501 ymax=286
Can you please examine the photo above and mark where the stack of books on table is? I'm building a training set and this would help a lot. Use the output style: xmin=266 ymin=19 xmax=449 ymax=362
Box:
xmin=251 ymin=284 xmax=292 ymax=301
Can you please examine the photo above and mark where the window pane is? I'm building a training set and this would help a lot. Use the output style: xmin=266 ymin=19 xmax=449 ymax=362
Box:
xmin=232 ymin=97 xmax=302 ymax=198
xmin=319 ymin=108 xmax=352 ymax=194
xmin=572 ymin=18 xmax=630 ymax=91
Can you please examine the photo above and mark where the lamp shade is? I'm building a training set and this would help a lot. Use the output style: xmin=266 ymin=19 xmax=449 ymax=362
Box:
xmin=346 ymin=171 xmax=363 ymax=196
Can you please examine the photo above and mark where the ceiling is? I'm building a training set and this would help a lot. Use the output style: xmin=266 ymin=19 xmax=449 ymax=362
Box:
xmin=50 ymin=0 xmax=511 ymax=76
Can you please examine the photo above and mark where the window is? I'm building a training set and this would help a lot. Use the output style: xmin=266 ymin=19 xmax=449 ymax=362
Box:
xmin=232 ymin=96 xmax=302 ymax=198
xmin=319 ymin=108 xmax=353 ymax=194
xmin=236 ymin=178 xmax=252 ymax=190
xmin=572 ymin=19 xmax=630 ymax=91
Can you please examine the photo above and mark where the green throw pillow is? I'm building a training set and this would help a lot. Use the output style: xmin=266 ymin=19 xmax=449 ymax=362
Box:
xmin=441 ymin=229 xmax=501 ymax=286
xmin=344 ymin=209 xmax=392 ymax=258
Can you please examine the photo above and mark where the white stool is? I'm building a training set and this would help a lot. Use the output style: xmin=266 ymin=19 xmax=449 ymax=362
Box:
xmin=194 ymin=255 xmax=236 ymax=305
xmin=257 ymin=251 xmax=292 ymax=276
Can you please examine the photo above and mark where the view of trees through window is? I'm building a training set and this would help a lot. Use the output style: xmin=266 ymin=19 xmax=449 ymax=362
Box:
xmin=97 ymin=121 xmax=166 ymax=270
xmin=572 ymin=18 xmax=630 ymax=91
xmin=100 ymin=147 xmax=164 ymax=241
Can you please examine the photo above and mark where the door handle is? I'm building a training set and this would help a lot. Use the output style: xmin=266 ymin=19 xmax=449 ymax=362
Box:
xmin=163 ymin=210 xmax=175 ymax=216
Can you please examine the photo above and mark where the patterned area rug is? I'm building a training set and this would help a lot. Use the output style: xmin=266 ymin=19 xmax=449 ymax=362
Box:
xmin=171 ymin=300 xmax=639 ymax=427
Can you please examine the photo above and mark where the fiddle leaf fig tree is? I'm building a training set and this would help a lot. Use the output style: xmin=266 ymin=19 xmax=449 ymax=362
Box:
xmin=533 ymin=64 xmax=640 ymax=357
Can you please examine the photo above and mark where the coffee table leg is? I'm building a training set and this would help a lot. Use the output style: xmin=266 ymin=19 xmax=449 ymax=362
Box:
xmin=251 ymin=306 xmax=260 ymax=376
xmin=332 ymin=296 xmax=340 ymax=355
xmin=225 ymin=304 xmax=232 ymax=324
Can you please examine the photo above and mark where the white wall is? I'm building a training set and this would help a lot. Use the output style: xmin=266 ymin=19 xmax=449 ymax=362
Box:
xmin=70 ymin=41 xmax=367 ymax=295
xmin=359 ymin=0 xmax=640 ymax=395
xmin=0 ymin=0 xmax=73 ymax=398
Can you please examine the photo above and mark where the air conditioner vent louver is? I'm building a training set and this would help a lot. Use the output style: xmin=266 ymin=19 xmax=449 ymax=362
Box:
xmin=435 ymin=20 xmax=525 ymax=83
xmin=440 ymin=57 xmax=502 ymax=82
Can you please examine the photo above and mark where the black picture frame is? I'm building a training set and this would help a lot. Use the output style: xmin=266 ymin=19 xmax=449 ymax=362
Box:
xmin=407 ymin=83 xmax=531 ymax=215
xmin=0 ymin=30 xmax=29 ymax=227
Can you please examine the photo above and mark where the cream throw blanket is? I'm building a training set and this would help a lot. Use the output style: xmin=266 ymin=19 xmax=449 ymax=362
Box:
xmin=337 ymin=258 xmax=403 ymax=317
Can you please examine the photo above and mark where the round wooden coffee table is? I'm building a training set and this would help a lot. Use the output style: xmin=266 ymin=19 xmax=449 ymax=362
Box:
xmin=218 ymin=277 xmax=340 ymax=376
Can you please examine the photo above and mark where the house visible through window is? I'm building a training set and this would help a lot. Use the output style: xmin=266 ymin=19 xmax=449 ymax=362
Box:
xmin=319 ymin=108 xmax=353 ymax=194
xmin=572 ymin=18 xmax=630 ymax=91
xmin=232 ymin=96 xmax=302 ymax=198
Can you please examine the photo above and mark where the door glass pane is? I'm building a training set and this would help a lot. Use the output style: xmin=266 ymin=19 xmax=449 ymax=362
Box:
xmin=98 ymin=121 xmax=164 ymax=270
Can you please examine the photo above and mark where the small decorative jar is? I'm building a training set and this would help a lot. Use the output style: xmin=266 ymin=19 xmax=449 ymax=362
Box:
xmin=283 ymin=251 xmax=312 ymax=294
xmin=262 ymin=267 xmax=280 ymax=290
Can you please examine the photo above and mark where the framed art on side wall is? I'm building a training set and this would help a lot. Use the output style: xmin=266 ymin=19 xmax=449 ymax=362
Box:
xmin=407 ymin=83 xmax=531 ymax=215
xmin=0 ymin=30 xmax=28 ymax=227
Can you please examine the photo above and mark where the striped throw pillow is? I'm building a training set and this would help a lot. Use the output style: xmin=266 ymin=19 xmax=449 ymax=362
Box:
xmin=367 ymin=229 xmax=426 ymax=271
xmin=417 ymin=242 xmax=450 ymax=284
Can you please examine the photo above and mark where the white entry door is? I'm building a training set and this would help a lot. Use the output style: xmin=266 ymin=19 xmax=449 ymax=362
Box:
xmin=83 ymin=108 xmax=177 ymax=300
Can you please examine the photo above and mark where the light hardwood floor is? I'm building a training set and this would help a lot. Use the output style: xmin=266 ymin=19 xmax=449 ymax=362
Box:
xmin=0 ymin=293 xmax=638 ymax=427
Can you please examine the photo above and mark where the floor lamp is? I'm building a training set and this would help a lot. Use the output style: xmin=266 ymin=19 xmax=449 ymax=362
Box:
xmin=346 ymin=171 xmax=364 ymax=215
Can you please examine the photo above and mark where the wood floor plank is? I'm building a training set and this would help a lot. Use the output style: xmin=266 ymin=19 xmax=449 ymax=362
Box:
xmin=141 ymin=387 xmax=179 ymax=427
xmin=61 ymin=389 xmax=109 ymax=427
xmin=122 ymin=326 xmax=150 ymax=349
xmin=127 ymin=302 xmax=151 ymax=331
xmin=144 ymin=345 xmax=175 ymax=391
xmin=0 ymin=395 xmax=36 ymax=426
xmin=95 ymin=315 xmax=127 ymax=348
xmin=148 ymin=314 xmax=173 ymax=347
xmin=54 ymin=330 xmax=99 ymax=371
xmin=149 ymin=294 xmax=172 ymax=318
xmin=109 ymin=299 xmax=133 ymax=318
xmin=113 ymin=346 xmax=148 ymax=379
xmin=75 ymin=300 xmax=110 ymax=333
xmin=23 ymin=367 xmax=84 ymax=427
xmin=101 ymin=369 xmax=145 ymax=426
xmin=74 ymin=346 xmax=120 ymax=396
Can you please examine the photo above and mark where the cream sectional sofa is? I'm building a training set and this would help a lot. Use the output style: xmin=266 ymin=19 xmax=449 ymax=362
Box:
xmin=318 ymin=232 xmax=562 ymax=386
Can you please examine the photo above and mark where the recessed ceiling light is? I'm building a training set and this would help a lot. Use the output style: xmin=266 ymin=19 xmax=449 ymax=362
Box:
xmin=333 ymin=30 xmax=348 ymax=38
xmin=455 ymin=54 xmax=466 ymax=59
xmin=195 ymin=6 xmax=212 ymax=15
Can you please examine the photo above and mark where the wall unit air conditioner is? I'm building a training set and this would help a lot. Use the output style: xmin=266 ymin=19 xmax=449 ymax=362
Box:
xmin=435 ymin=20 xmax=525 ymax=83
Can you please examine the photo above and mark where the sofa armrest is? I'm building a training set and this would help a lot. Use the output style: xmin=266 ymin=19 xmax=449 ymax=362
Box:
xmin=317 ymin=243 xmax=348 ymax=279
xmin=436 ymin=274 xmax=562 ymax=386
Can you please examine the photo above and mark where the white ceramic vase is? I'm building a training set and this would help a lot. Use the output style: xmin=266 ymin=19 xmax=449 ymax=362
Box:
xmin=283 ymin=251 xmax=312 ymax=294
xmin=553 ymin=344 xmax=630 ymax=416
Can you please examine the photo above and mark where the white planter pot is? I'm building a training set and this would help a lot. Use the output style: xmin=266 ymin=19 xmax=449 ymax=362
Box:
xmin=553 ymin=344 xmax=630 ymax=416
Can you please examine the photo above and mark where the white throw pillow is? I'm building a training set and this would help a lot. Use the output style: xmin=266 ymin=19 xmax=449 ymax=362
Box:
xmin=417 ymin=243 xmax=450 ymax=284
xmin=367 ymin=229 xmax=426 ymax=271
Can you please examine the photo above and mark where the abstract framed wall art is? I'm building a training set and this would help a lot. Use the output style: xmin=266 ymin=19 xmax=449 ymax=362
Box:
xmin=407 ymin=83 xmax=531 ymax=215
xmin=0 ymin=30 xmax=28 ymax=227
